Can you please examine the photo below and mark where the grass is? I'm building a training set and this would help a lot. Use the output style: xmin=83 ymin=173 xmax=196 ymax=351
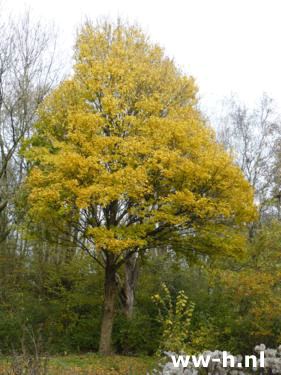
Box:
xmin=0 ymin=352 xmax=157 ymax=375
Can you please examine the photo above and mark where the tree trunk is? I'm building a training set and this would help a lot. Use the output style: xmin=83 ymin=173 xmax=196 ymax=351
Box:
xmin=98 ymin=259 xmax=118 ymax=355
xmin=118 ymin=251 xmax=139 ymax=353
xmin=123 ymin=251 xmax=139 ymax=319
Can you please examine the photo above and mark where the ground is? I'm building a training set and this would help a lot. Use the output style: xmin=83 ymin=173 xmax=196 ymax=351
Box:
xmin=0 ymin=353 xmax=156 ymax=374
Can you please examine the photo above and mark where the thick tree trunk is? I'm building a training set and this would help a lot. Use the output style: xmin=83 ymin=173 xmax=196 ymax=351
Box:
xmin=118 ymin=251 xmax=139 ymax=353
xmin=98 ymin=260 xmax=118 ymax=355
xmin=122 ymin=251 xmax=139 ymax=319
xmin=98 ymin=250 xmax=139 ymax=354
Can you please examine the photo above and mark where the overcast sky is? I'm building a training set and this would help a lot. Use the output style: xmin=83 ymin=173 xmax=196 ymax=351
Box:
xmin=2 ymin=0 xmax=281 ymax=119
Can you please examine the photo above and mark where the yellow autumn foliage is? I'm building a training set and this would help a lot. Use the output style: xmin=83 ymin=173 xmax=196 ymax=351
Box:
xmin=23 ymin=20 xmax=257 ymax=257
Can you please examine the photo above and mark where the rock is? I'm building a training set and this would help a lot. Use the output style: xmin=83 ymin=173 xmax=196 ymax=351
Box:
xmin=163 ymin=362 xmax=184 ymax=375
xmin=255 ymin=344 xmax=266 ymax=353
xmin=159 ymin=344 xmax=281 ymax=375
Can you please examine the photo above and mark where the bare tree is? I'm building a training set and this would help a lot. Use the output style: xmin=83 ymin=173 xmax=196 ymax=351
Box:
xmin=0 ymin=11 xmax=59 ymax=244
xmin=215 ymin=93 xmax=280 ymax=219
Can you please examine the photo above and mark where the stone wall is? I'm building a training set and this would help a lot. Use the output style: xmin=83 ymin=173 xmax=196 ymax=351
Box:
xmin=152 ymin=344 xmax=281 ymax=375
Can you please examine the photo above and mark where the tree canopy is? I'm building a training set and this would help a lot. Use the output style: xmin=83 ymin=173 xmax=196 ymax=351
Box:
xmin=23 ymin=20 xmax=257 ymax=354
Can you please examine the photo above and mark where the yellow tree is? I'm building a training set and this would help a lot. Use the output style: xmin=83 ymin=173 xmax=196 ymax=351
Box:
xmin=23 ymin=20 xmax=256 ymax=354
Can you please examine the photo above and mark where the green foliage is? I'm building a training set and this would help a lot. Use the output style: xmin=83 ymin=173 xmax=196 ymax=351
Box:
xmin=191 ymin=320 xmax=220 ymax=352
xmin=2 ymin=224 xmax=281 ymax=357
xmin=0 ymin=244 xmax=104 ymax=354
xmin=113 ymin=309 xmax=160 ymax=355
xmin=152 ymin=282 xmax=195 ymax=354
xmin=189 ymin=219 xmax=281 ymax=354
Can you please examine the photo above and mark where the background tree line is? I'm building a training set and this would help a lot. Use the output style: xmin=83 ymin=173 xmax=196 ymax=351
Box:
xmin=0 ymin=10 xmax=281 ymax=357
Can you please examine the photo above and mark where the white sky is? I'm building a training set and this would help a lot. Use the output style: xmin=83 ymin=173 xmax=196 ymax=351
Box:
xmin=2 ymin=0 xmax=281 ymax=119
